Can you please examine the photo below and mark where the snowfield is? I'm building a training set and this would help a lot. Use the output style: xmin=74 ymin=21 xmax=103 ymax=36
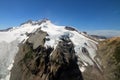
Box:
xmin=0 ymin=20 xmax=99 ymax=80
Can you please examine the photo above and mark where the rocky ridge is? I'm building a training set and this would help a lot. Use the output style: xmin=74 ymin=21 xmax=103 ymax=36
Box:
xmin=10 ymin=29 xmax=83 ymax=80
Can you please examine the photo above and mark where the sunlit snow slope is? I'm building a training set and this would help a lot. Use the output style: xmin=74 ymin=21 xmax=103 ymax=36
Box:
xmin=0 ymin=19 xmax=100 ymax=80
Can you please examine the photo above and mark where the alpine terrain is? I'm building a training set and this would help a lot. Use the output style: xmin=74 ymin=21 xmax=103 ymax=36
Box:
xmin=0 ymin=19 xmax=118 ymax=80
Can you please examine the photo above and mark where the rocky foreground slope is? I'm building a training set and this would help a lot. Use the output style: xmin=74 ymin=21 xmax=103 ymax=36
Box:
xmin=97 ymin=37 xmax=120 ymax=80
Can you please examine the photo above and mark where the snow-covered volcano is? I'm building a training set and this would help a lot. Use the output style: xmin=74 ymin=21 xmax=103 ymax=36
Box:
xmin=0 ymin=19 xmax=101 ymax=80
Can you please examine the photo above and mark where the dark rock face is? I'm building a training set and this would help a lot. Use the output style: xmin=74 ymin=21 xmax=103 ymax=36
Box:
xmin=10 ymin=29 xmax=83 ymax=80
xmin=65 ymin=26 xmax=77 ymax=31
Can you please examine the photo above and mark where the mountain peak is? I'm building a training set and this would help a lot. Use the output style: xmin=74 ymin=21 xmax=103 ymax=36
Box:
xmin=20 ymin=18 xmax=51 ymax=26
xmin=0 ymin=19 xmax=101 ymax=80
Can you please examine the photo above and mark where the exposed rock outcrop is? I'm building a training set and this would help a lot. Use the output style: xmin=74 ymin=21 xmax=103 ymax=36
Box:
xmin=65 ymin=26 xmax=77 ymax=31
xmin=10 ymin=29 xmax=83 ymax=80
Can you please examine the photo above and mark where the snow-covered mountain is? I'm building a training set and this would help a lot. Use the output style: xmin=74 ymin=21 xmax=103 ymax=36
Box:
xmin=0 ymin=19 xmax=101 ymax=80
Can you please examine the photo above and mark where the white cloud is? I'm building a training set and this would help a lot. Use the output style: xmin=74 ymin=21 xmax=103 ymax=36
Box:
xmin=87 ymin=30 xmax=120 ymax=37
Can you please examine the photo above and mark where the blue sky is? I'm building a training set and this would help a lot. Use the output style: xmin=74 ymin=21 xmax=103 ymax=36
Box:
xmin=0 ymin=0 xmax=120 ymax=32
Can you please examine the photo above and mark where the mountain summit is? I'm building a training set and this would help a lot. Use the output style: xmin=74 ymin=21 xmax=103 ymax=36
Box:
xmin=0 ymin=19 xmax=101 ymax=80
